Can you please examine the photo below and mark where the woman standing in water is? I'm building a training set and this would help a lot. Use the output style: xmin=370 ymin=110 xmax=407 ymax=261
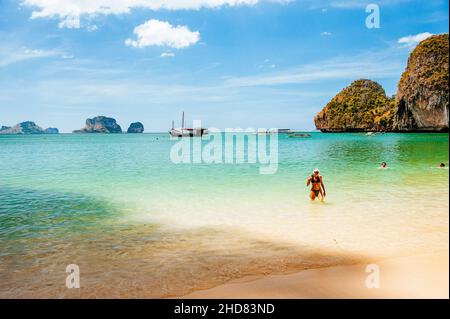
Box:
xmin=307 ymin=168 xmax=326 ymax=201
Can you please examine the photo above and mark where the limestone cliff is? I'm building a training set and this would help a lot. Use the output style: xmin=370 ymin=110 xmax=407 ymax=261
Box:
xmin=127 ymin=122 xmax=144 ymax=133
xmin=0 ymin=121 xmax=45 ymax=134
xmin=73 ymin=116 xmax=122 ymax=133
xmin=314 ymin=79 xmax=395 ymax=132
xmin=394 ymin=34 xmax=449 ymax=132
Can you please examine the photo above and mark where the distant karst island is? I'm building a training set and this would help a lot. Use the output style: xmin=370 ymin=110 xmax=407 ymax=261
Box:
xmin=127 ymin=122 xmax=145 ymax=134
xmin=73 ymin=116 xmax=144 ymax=134
xmin=0 ymin=121 xmax=59 ymax=135
xmin=315 ymin=33 xmax=449 ymax=132
xmin=73 ymin=116 xmax=123 ymax=133
xmin=1 ymin=117 xmax=145 ymax=135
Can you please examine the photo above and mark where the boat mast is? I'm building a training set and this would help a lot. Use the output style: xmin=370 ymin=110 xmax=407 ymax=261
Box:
xmin=182 ymin=112 xmax=185 ymax=130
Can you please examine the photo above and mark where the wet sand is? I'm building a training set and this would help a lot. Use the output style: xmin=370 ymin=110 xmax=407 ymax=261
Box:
xmin=183 ymin=251 xmax=449 ymax=299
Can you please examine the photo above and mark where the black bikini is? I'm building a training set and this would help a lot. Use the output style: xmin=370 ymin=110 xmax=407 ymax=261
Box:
xmin=311 ymin=175 xmax=321 ymax=196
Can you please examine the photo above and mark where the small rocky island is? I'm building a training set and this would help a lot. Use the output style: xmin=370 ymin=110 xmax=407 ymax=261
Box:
xmin=314 ymin=79 xmax=395 ymax=132
xmin=127 ymin=122 xmax=144 ymax=133
xmin=315 ymin=33 xmax=449 ymax=132
xmin=73 ymin=116 xmax=122 ymax=133
xmin=44 ymin=127 xmax=59 ymax=134
xmin=0 ymin=121 xmax=59 ymax=135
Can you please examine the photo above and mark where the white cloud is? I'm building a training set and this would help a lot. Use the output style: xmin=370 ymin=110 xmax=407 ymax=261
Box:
xmin=226 ymin=49 xmax=404 ymax=87
xmin=21 ymin=0 xmax=411 ymax=30
xmin=307 ymin=0 xmax=412 ymax=9
xmin=58 ymin=16 xmax=80 ymax=29
xmin=22 ymin=0 xmax=269 ymax=29
xmin=398 ymin=32 xmax=433 ymax=47
xmin=321 ymin=31 xmax=332 ymax=36
xmin=87 ymin=24 xmax=99 ymax=32
xmin=160 ymin=52 xmax=175 ymax=58
xmin=0 ymin=46 xmax=62 ymax=67
xmin=258 ymin=59 xmax=277 ymax=69
xmin=125 ymin=20 xmax=199 ymax=49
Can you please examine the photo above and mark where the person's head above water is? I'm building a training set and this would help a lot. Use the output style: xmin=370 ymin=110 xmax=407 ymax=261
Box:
xmin=380 ymin=162 xmax=387 ymax=168
xmin=439 ymin=163 xmax=446 ymax=168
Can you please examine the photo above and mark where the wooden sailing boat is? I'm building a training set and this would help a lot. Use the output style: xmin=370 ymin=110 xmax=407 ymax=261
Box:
xmin=169 ymin=112 xmax=208 ymax=137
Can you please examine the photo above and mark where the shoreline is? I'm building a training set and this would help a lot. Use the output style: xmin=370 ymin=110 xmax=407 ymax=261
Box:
xmin=182 ymin=250 xmax=449 ymax=299
xmin=1 ymin=132 xmax=450 ymax=135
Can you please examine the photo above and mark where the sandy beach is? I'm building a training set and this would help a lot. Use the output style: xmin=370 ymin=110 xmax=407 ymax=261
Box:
xmin=184 ymin=251 xmax=449 ymax=299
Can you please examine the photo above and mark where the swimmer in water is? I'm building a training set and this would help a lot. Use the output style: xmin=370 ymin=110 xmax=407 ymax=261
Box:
xmin=380 ymin=162 xmax=388 ymax=169
xmin=306 ymin=168 xmax=326 ymax=201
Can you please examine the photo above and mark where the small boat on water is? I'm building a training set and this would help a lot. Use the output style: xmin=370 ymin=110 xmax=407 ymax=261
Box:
xmin=272 ymin=128 xmax=291 ymax=134
xmin=169 ymin=112 xmax=208 ymax=137
xmin=287 ymin=131 xmax=312 ymax=138
xmin=252 ymin=129 xmax=292 ymax=135
xmin=250 ymin=129 xmax=277 ymax=135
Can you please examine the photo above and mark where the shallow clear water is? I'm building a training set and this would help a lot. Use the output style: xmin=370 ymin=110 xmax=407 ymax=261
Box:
xmin=0 ymin=133 xmax=448 ymax=298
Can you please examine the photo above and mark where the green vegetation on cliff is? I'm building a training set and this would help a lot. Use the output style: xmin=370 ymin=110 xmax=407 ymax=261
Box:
xmin=314 ymin=79 xmax=396 ymax=132
xmin=315 ymin=34 xmax=449 ymax=132
xmin=394 ymin=34 xmax=449 ymax=131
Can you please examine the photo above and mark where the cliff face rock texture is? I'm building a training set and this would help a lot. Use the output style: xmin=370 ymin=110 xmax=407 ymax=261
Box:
xmin=0 ymin=121 xmax=45 ymax=134
xmin=314 ymin=79 xmax=395 ymax=132
xmin=74 ymin=116 xmax=122 ymax=133
xmin=127 ymin=122 xmax=144 ymax=133
xmin=394 ymin=34 xmax=449 ymax=132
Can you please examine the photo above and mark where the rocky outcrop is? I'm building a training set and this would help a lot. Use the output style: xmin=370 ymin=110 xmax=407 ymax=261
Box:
xmin=314 ymin=79 xmax=396 ymax=132
xmin=73 ymin=116 xmax=122 ymax=133
xmin=0 ymin=122 xmax=60 ymax=134
xmin=0 ymin=121 xmax=45 ymax=134
xmin=394 ymin=34 xmax=449 ymax=132
xmin=314 ymin=34 xmax=449 ymax=133
xmin=44 ymin=127 xmax=59 ymax=134
xmin=127 ymin=122 xmax=144 ymax=133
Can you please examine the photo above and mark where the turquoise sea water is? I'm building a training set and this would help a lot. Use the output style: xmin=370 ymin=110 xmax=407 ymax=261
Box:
xmin=0 ymin=133 xmax=448 ymax=297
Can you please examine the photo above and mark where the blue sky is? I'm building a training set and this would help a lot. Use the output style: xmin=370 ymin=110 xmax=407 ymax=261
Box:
xmin=0 ymin=0 xmax=448 ymax=132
